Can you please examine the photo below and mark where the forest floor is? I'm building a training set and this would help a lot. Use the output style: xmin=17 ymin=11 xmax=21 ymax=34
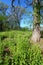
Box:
xmin=0 ymin=30 xmax=43 ymax=54
xmin=0 ymin=30 xmax=43 ymax=64
xmin=40 ymin=38 xmax=43 ymax=43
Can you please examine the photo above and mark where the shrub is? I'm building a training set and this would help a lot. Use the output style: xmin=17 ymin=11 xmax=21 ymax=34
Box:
xmin=0 ymin=40 xmax=43 ymax=65
xmin=0 ymin=31 xmax=43 ymax=65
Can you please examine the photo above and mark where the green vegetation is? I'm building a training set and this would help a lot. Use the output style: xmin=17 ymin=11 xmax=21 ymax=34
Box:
xmin=0 ymin=1 xmax=43 ymax=65
xmin=0 ymin=30 xmax=43 ymax=65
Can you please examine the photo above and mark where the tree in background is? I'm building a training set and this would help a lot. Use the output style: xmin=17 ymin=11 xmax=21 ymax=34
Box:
xmin=0 ymin=2 xmax=8 ymax=15
xmin=0 ymin=2 xmax=8 ymax=31
xmin=7 ymin=6 xmax=25 ymax=29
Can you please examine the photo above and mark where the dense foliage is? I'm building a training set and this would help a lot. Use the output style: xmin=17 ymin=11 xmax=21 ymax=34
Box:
xmin=0 ymin=31 xmax=43 ymax=65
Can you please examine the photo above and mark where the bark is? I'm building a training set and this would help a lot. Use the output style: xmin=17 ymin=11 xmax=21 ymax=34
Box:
xmin=31 ymin=0 xmax=41 ymax=42
xmin=31 ymin=23 xmax=41 ymax=42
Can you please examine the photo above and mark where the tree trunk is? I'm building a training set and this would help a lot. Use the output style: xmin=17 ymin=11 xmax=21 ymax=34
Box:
xmin=31 ymin=0 xmax=41 ymax=42
xmin=31 ymin=23 xmax=41 ymax=42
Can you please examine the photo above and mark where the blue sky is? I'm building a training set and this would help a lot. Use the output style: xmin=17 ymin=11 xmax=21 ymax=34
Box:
xmin=0 ymin=0 xmax=43 ymax=28
xmin=0 ymin=0 xmax=33 ymax=28
xmin=0 ymin=0 xmax=11 ymax=6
